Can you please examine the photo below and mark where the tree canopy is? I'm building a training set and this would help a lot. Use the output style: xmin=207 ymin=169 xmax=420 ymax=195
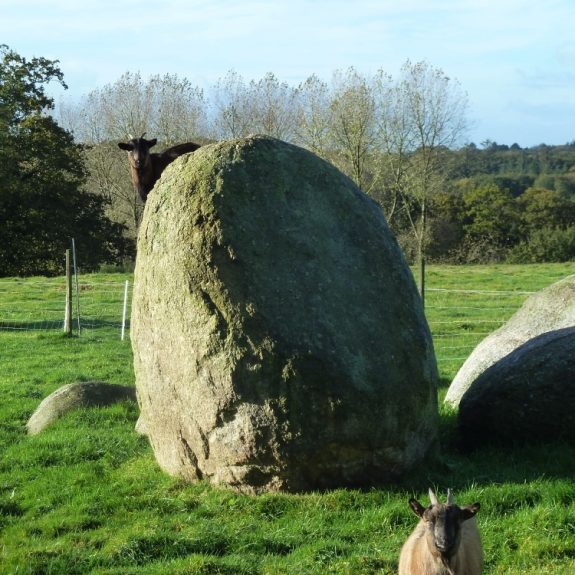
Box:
xmin=18 ymin=50 xmax=575 ymax=269
xmin=0 ymin=45 xmax=132 ymax=276
xmin=63 ymin=63 xmax=470 ymax=256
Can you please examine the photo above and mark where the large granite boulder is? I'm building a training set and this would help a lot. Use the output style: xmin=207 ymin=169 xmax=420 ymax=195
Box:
xmin=445 ymin=275 xmax=575 ymax=407
xmin=131 ymin=135 xmax=438 ymax=493
xmin=458 ymin=327 xmax=575 ymax=447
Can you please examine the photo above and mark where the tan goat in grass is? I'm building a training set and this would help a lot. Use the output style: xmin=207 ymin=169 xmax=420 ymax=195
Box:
xmin=398 ymin=489 xmax=482 ymax=575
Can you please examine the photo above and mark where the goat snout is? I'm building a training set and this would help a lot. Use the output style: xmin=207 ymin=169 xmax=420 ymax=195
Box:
xmin=435 ymin=538 xmax=453 ymax=556
xmin=435 ymin=537 xmax=447 ymax=551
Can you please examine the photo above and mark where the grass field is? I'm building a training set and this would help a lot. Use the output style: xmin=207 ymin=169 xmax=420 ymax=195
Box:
xmin=1 ymin=263 xmax=574 ymax=574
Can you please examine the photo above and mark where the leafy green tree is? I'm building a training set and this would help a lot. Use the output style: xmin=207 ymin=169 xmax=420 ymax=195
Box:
xmin=505 ymin=187 xmax=575 ymax=263
xmin=517 ymin=187 xmax=575 ymax=234
xmin=0 ymin=45 xmax=132 ymax=276
xmin=462 ymin=184 xmax=521 ymax=259
xmin=555 ymin=175 xmax=575 ymax=198
xmin=426 ymin=190 xmax=466 ymax=261
xmin=508 ymin=226 xmax=575 ymax=263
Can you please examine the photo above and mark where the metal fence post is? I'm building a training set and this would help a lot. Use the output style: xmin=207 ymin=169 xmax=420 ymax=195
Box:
xmin=64 ymin=250 xmax=72 ymax=335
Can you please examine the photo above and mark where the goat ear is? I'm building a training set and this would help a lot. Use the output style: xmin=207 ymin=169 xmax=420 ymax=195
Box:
xmin=118 ymin=142 xmax=134 ymax=151
xmin=409 ymin=498 xmax=426 ymax=518
xmin=461 ymin=502 xmax=480 ymax=521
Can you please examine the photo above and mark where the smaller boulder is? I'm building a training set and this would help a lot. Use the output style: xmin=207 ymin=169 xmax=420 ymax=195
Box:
xmin=445 ymin=275 xmax=575 ymax=407
xmin=458 ymin=328 xmax=575 ymax=448
xmin=27 ymin=381 xmax=136 ymax=435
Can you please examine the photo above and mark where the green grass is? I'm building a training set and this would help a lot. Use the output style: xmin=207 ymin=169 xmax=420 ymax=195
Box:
xmin=1 ymin=263 xmax=575 ymax=574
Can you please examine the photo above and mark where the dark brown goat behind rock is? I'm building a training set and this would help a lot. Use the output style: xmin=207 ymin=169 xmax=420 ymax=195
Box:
xmin=118 ymin=134 xmax=201 ymax=202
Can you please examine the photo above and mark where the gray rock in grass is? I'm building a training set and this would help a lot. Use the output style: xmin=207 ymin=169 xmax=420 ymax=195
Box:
xmin=445 ymin=274 xmax=575 ymax=407
xmin=131 ymin=135 xmax=439 ymax=494
xmin=459 ymin=327 xmax=575 ymax=447
xmin=26 ymin=381 xmax=136 ymax=435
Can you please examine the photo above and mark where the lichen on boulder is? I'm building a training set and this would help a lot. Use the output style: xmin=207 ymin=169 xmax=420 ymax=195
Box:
xmin=131 ymin=135 xmax=438 ymax=493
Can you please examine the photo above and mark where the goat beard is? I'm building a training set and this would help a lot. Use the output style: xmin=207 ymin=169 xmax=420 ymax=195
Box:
xmin=440 ymin=555 xmax=456 ymax=575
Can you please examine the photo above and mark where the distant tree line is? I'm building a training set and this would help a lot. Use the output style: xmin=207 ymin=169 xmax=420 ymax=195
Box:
xmin=61 ymin=67 xmax=575 ymax=269
xmin=2 ymin=44 xmax=574 ymax=277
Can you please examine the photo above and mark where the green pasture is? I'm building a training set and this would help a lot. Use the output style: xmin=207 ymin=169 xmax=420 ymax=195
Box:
xmin=0 ymin=263 xmax=574 ymax=574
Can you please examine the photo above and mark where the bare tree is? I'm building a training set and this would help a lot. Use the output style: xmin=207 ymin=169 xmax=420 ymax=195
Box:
xmin=372 ymin=69 xmax=412 ymax=225
xmin=328 ymin=68 xmax=377 ymax=192
xmin=376 ymin=61 xmax=469 ymax=300
xmin=57 ymin=63 xmax=468 ymax=265
xmin=209 ymin=70 xmax=253 ymax=139
xmin=149 ymin=74 xmax=207 ymax=145
xmin=83 ymin=142 xmax=143 ymax=238
xmin=210 ymin=71 xmax=300 ymax=142
xmin=295 ymin=74 xmax=332 ymax=157
xmin=248 ymin=72 xmax=299 ymax=140
xmin=61 ymin=71 xmax=207 ymax=144
xmin=63 ymin=72 xmax=152 ymax=142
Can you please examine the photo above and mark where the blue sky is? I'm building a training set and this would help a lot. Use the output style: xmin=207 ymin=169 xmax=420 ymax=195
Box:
xmin=2 ymin=0 xmax=574 ymax=147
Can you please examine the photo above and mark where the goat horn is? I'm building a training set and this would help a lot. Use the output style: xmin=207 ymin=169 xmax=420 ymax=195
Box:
xmin=140 ymin=132 xmax=147 ymax=139
xmin=428 ymin=488 xmax=439 ymax=505
xmin=447 ymin=489 xmax=454 ymax=505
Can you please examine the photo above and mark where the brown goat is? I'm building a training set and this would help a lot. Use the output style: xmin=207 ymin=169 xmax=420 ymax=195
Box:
xmin=398 ymin=489 xmax=482 ymax=575
xmin=118 ymin=134 xmax=201 ymax=202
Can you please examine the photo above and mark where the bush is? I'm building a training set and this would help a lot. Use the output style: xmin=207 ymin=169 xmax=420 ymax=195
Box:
xmin=508 ymin=226 xmax=575 ymax=263
xmin=99 ymin=260 xmax=136 ymax=274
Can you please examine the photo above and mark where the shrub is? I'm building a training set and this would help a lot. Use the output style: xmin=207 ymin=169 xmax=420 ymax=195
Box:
xmin=508 ymin=226 xmax=575 ymax=263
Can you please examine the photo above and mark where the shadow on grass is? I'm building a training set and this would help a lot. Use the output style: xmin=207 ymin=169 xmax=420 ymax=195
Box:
xmin=400 ymin=383 xmax=575 ymax=494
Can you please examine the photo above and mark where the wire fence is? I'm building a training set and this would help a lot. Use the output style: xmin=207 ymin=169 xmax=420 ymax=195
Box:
xmin=0 ymin=277 xmax=131 ymax=337
xmin=424 ymin=287 xmax=533 ymax=376
xmin=0 ymin=276 xmax=535 ymax=373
